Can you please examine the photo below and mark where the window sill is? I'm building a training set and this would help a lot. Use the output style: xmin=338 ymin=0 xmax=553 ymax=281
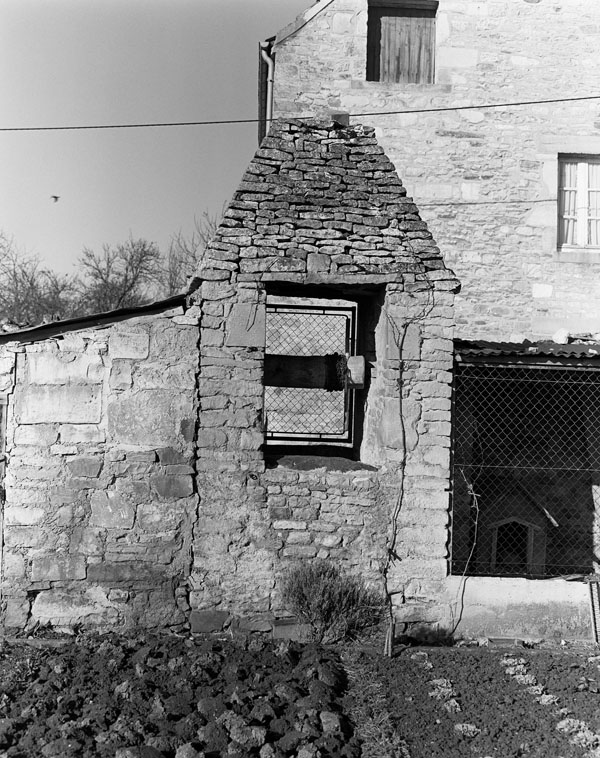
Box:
xmin=354 ymin=79 xmax=446 ymax=90
xmin=265 ymin=453 xmax=377 ymax=472
xmin=557 ymin=247 xmax=600 ymax=263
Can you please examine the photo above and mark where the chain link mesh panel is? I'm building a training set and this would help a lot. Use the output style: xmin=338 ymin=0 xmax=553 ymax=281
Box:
xmin=265 ymin=304 xmax=355 ymax=441
xmin=451 ymin=363 xmax=600 ymax=578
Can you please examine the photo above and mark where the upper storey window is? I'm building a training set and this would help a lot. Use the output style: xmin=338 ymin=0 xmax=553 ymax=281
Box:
xmin=366 ymin=0 xmax=438 ymax=84
xmin=558 ymin=155 xmax=600 ymax=250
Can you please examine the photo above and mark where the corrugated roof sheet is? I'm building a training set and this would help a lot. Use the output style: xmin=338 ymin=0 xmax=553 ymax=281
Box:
xmin=455 ymin=339 xmax=600 ymax=359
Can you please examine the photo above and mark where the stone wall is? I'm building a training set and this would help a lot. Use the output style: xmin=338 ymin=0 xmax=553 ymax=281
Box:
xmin=188 ymin=119 xmax=459 ymax=636
xmin=270 ymin=0 xmax=600 ymax=341
xmin=0 ymin=302 xmax=199 ymax=630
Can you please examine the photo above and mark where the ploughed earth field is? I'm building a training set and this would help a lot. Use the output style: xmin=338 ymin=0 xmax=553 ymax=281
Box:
xmin=1 ymin=631 xmax=600 ymax=757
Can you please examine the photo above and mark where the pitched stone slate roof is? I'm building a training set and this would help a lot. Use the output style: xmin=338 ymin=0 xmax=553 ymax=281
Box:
xmin=198 ymin=119 xmax=456 ymax=288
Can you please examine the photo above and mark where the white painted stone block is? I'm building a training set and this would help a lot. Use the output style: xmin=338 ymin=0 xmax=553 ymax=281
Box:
xmin=4 ymin=506 xmax=45 ymax=526
xmin=16 ymin=384 xmax=102 ymax=424
xmin=109 ymin=330 xmax=150 ymax=360
xmin=13 ymin=424 xmax=59 ymax=446
xmin=25 ymin=352 xmax=102 ymax=385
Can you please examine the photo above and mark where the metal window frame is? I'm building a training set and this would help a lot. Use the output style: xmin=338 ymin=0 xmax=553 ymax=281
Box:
xmin=264 ymin=302 xmax=358 ymax=445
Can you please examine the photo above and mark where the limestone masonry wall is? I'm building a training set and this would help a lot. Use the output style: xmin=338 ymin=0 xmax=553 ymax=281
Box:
xmin=0 ymin=120 xmax=459 ymax=638
xmin=0 ymin=304 xmax=199 ymax=630
xmin=188 ymin=119 xmax=458 ymax=636
xmin=271 ymin=0 xmax=600 ymax=340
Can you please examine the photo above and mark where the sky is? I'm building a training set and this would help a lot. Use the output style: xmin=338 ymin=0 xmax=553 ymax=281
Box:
xmin=0 ymin=0 xmax=309 ymax=274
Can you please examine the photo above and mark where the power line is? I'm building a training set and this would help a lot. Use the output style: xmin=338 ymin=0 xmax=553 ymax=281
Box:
xmin=418 ymin=198 xmax=552 ymax=207
xmin=1 ymin=94 xmax=599 ymax=132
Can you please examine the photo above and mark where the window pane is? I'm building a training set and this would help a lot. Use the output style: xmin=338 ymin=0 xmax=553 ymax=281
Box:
xmin=264 ymin=301 xmax=356 ymax=442
xmin=588 ymin=163 xmax=600 ymax=246
xmin=558 ymin=161 xmax=577 ymax=246
xmin=264 ymin=387 xmax=347 ymax=435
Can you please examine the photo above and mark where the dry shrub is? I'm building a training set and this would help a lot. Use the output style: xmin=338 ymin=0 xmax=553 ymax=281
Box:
xmin=281 ymin=560 xmax=385 ymax=643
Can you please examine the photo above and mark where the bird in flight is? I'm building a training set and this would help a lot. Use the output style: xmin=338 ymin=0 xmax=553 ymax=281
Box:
xmin=50 ymin=195 xmax=60 ymax=202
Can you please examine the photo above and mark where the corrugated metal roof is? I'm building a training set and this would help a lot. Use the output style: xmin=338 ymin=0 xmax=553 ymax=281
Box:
xmin=455 ymin=339 xmax=600 ymax=360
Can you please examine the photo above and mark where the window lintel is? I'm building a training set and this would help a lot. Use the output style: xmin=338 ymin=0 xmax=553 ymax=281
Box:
xmin=369 ymin=0 xmax=438 ymax=9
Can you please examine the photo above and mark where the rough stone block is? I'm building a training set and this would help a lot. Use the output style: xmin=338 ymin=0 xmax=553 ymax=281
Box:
xmin=285 ymin=531 xmax=313 ymax=545
xmin=67 ymin=457 xmax=103 ymax=478
xmin=282 ymin=545 xmax=317 ymax=558
xmin=31 ymin=554 xmax=87 ymax=581
xmin=137 ymin=502 xmax=186 ymax=531
xmin=109 ymin=330 xmax=150 ymax=360
xmin=108 ymin=390 xmax=193 ymax=446
xmin=25 ymin=352 xmax=103 ymax=385
xmin=225 ymin=303 xmax=266 ymax=348
xmin=4 ymin=597 xmax=31 ymax=628
xmin=4 ymin=506 xmax=45 ymax=526
xmin=393 ymin=603 xmax=445 ymax=624
xmin=190 ymin=609 xmax=230 ymax=633
xmin=4 ymin=527 xmax=47 ymax=548
xmin=89 ymin=491 xmax=135 ymax=529
xmin=55 ymin=505 xmax=75 ymax=526
xmin=3 ymin=552 xmax=25 ymax=579
xmin=196 ymin=428 xmax=227 ymax=449
xmin=13 ymin=424 xmax=59 ymax=446
xmin=156 ymin=447 xmax=188 ymax=465
xmin=109 ymin=361 xmax=133 ymax=389
xmin=307 ymin=253 xmax=330 ymax=272
xmin=150 ymin=474 xmax=194 ymax=500
xmin=70 ymin=527 xmax=104 ymax=556
xmin=271 ymin=620 xmax=312 ymax=642
xmin=16 ymin=385 xmax=102 ymax=424
xmin=31 ymin=587 xmax=120 ymax=627
xmin=87 ymin=562 xmax=144 ymax=582
xmin=273 ymin=520 xmax=307 ymax=531
xmin=314 ymin=533 xmax=342 ymax=548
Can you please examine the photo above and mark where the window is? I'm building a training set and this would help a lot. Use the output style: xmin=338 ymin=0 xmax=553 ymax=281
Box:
xmin=558 ymin=155 xmax=600 ymax=249
xmin=264 ymin=297 xmax=361 ymax=445
xmin=451 ymin=360 xmax=600 ymax=578
xmin=366 ymin=0 xmax=438 ymax=84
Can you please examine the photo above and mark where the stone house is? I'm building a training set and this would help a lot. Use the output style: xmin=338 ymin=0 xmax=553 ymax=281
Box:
xmin=258 ymin=0 xmax=600 ymax=637
xmin=1 ymin=120 xmax=465 ymax=641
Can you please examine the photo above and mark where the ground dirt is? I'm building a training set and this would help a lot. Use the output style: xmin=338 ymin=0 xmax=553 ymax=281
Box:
xmin=1 ymin=631 xmax=600 ymax=758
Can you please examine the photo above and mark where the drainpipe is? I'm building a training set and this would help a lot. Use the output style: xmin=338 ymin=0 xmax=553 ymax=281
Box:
xmin=260 ymin=41 xmax=275 ymax=137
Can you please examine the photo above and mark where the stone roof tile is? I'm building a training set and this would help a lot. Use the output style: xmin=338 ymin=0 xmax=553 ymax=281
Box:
xmin=200 ymin=119 xmax=457 ymax=288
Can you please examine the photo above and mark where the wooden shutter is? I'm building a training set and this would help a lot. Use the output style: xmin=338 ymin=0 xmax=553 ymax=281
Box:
xmin=367 ymin=5 xmax=436 ymax=84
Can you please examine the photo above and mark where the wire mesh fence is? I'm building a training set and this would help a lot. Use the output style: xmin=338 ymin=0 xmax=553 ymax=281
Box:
xmin=451 ymin=363 xmax=600 ymax=578
xmin=264 ymin=303 xmax=356 ymax=441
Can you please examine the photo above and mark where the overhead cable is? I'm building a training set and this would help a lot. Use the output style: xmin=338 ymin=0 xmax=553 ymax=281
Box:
xmin=1 ymin=93 xmax=599 ymax=132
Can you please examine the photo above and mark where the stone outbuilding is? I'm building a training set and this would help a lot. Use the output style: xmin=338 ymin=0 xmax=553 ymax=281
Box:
xmin=188 ymin=118 xmax=459 ymax=634
xmin=0 ymin=119 xmax=462 ymax=639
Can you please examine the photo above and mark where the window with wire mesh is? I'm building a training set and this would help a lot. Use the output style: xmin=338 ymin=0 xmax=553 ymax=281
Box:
xmin=264 ymin=300 xmax=356 ymax=443
xmin=451 ymin=363 xmax=600 ymax=578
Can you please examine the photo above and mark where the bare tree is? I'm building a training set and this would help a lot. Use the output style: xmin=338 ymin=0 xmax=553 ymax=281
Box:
xmin=0 ymin=233 xmax=78 ymax=328
xmin=77 ymin=237 xmax=161 ymax=312
xmin=161 ymin=210 xmax=219 ymax=295
xmin=0 ymin=209 xmax=221 ymax=328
